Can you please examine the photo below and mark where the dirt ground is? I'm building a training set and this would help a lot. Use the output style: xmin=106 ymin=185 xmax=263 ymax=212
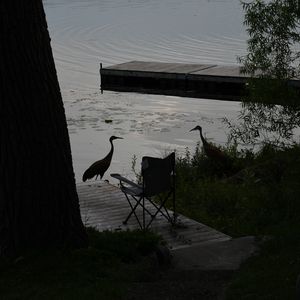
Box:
xmin=126 ymin=263 xmax=234 ymax=300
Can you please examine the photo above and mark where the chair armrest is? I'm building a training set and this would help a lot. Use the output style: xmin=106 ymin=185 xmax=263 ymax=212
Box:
xmin=110 ymin=173 xmax=142 ymax=189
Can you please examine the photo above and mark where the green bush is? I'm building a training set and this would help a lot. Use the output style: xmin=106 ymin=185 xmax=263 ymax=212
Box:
xmin=175 ymin=143 xmax=300 ymax=237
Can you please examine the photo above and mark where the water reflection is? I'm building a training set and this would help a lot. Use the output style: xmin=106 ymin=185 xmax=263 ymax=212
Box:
xmin=44 ymin=0 xmax=246 ymax=182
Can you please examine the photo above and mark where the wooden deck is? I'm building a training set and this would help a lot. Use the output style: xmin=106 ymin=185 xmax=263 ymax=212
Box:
xmin=77 ymin=181 xmax=231 ymax=250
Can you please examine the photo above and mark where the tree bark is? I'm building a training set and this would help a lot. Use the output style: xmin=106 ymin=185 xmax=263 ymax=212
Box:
xmin=0 ymin=1 xmax=88 ymax=256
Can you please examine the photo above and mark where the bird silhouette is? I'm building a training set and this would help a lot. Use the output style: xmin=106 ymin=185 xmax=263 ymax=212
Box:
xmin=190 ymin=125 xmax=228 ymax=162
xmin=82 ymin=135 xmax=123 ymax=182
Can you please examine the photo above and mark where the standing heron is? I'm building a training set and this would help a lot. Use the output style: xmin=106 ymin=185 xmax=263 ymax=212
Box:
xmin=190 ymin=125 xmax=227 ymax=162
xmin=82 ymin=135 xmax=123 ymax=182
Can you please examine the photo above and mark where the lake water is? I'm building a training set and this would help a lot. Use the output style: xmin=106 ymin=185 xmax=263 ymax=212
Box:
xmin=44 ymin=0 xmax=248 ymax=182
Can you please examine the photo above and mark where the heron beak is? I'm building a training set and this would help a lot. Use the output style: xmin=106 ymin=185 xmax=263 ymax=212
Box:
xmin=115 ymin=136 xmax=123 ymax=139
xmin=190 ymin=127 xmax=197 ymax=132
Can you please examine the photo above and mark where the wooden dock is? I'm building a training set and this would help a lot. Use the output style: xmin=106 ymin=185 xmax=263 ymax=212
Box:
xmin=100 ymin=61 xmax=300 ymax=101
xmin=100 ymin=61 xmax=249 ymax=101
xmin=77 ymin=181 xmax=231 ymax=250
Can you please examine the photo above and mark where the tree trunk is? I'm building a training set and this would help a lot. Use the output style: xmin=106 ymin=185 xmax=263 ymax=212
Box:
xmin=0 ymin=1 xmax=88 ymax=256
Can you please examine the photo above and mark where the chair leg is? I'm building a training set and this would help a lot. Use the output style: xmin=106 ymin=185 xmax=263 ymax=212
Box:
xmin=145 ymin=190 xmax=176 ymax=229
xmin=121 ymin=189 xmax=176 ymax=230
xmin=143 ymin=197 xmax=145 ymax=230
xmin=172 ymin=187 xmax=176 ymax=223
xmin=122 ymin=194 xmax=155 ymax=230
xmin=123 ymin=194 xmax=143 ymax=229
xmin=145 ymin=203 xmax=169 ymax=229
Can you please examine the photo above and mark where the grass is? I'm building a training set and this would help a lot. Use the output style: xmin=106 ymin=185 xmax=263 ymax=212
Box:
xmin=0 ymin=228 xmax=161 ymax=300
xmin=173 ymin=142 xmax=300 ymax=299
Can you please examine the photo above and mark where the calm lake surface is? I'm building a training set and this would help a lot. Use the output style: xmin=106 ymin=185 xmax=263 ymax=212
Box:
xmin=44 ymin=0 xmax=248 ymax=182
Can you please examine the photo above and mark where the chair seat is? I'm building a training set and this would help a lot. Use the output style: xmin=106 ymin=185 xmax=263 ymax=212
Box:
xmin=111 ymin=173 xmax=143 ymax=196
xmin=120 ymin=185 xmax=143 ymax=196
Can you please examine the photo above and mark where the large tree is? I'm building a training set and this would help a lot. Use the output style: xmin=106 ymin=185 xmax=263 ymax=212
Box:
xmin=0 ymin=1 xmax=88 ymax=256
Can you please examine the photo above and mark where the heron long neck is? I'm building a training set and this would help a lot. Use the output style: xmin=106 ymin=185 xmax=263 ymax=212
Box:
xmin=199 ymin=128 xmax=207 ymax=146
xmin=103 ymin=139 xmax=114 ymax=162
xmin=108 ymin=139 xmax=114 ymax=159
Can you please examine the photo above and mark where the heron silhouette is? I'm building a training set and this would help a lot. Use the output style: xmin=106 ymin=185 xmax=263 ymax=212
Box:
xmin=190 ymin=125 xmax=228 ymax=163
xmin=82 ymin=135 xmax=123 ymax=182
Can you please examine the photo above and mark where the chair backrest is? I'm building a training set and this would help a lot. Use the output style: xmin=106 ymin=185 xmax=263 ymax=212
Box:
xmin=141 ymin=152 xmax=175 ymax=197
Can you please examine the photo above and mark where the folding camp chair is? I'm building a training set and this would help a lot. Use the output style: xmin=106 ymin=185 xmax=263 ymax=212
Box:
xmin=111 ymin=152 xmax=176 ymax=230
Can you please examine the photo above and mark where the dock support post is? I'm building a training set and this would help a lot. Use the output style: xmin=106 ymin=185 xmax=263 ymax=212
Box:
xmin=99 ymin=62 xmax=103 ymax=94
